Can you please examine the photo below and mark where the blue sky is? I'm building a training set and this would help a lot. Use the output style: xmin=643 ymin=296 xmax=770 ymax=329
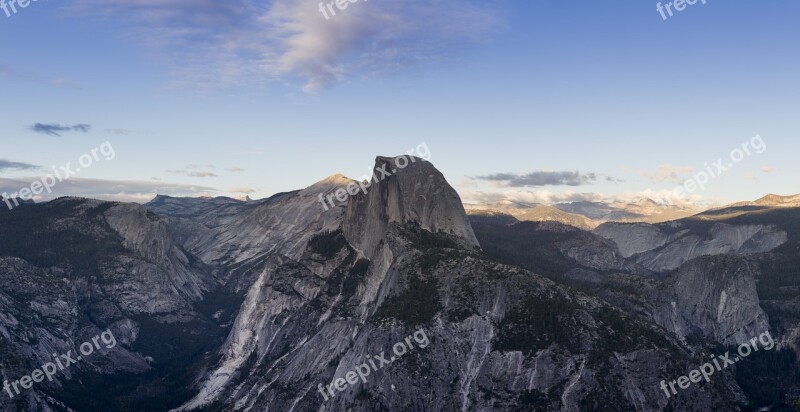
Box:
xmin=1 ymin=0 xmax=797 ymax=207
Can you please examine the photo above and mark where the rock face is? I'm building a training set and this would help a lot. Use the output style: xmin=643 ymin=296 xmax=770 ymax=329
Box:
xmin=652 ymin=256 xmax=770 ymax=345
xmin=344 ymin=156 xmax=479 ymax=260
xmin=594 ymin=222 xmax=683 ymax=258
xmin=595 ymin=221 xmax=787 ymax=272
xmin=473 ymin=220 xmax=774 ymax=344
xmin=175 ymin=214 xmax=733 ymax=412
xmin=0 ymin=198 xmax=222 ymax=411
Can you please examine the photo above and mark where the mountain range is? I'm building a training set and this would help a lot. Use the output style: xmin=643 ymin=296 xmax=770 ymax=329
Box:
xmin=0 ymin=157 xmax=798 ymax=411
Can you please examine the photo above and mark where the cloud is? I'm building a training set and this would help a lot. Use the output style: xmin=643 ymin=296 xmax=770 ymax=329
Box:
xmin=761 ymin=166 xmax=776 ymax=173
xmin=225 ymin=166 xmax=245 ymax=172
xmin=0 ymin=62 xmax=82 ymax=89
xmin=474 ymin=171 xmax=598 ymax=187
xmin=0 ymin=160 xmax=40 ymax=172
xmin=187 ymin=172 xmax=218 ymax=178
xmin=69 ymin=0 xmax=502 ymax=91
xmin=228 ymin=187 xmax=255 ymax=193
xmin=638 ymin=164 xmax=694 ymax=183
xmin=0 ymin=177 xmax=216 ymax=203
xmin=31 ymin=123 xmax=92 ymax=136
xmin=105 ymin=128 xmax=131 ymax=135
xmin=167 ymin=165 xmax=218 ymax=178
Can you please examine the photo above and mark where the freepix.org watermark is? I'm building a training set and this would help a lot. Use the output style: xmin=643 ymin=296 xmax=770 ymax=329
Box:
xmin=657 ymin=0 xmax=707 ymax=21
xmin=3 ymin=329 xmax=117 ymax=399
xmin=2 ymin=141 xmax=116 ymax=211
xmin=318 ymin=0 xmax=366 ymax=20
xmin=659 ymin=330 xmax=775 ymax=398
xmin=672 ymin=134 xmax=765 ymax=198
xmin=317 ymin=329 xmax=430 ymax=402
xmin=1 ymin=0 xmax=44 ymax=18
xmin=317 ymin=142 xmax=431 ymax=211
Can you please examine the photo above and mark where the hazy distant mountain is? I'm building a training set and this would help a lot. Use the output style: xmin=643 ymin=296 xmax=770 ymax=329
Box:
xmin=464 ymin=201 xmax=597 ymax=230
xmin=555 ymin=199 xmax=698 ymax=224
xmin=466 ymin=198 xmax=698 ymax=229
xmin=696 ymin=193 xmax=800 ymax=219
xmin=744 ymin=193 xmax=800 ymax=207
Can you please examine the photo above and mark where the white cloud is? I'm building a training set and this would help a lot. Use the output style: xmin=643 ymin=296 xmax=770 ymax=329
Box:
xmin=69 ymin=0 xmax=502 ymax=91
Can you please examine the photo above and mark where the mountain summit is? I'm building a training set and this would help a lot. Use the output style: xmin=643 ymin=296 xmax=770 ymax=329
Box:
xmin=344 ymin=156 xmax=479 ymax=259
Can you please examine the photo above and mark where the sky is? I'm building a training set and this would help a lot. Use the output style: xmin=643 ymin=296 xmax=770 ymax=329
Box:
xmin=1 ymin=0 xmax=798 ymax=208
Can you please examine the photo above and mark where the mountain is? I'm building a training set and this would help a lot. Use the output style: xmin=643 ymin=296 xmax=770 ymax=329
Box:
xmin=0 ymin=198 xmax=226 ymax=411
xmin=471 ymin=205 xmax=800 ymax=410
xmin=554 ymin=199 xmax=698 ymax=224
xmin=0 ymin=160 xmax=798 ymax=411
xmin=593 ymin=220 xmax=787 ymax=272
xmin=741 ymin=193 xmax=800 ymax=208
xmin=0 ymin=196 xmax=34 ymax=210
xmin=465 ymin=198 xmax=698 ymax=230
xmin=465 ymin=201 xmax=597 ymax=230
xmin=699 ymin=194 xmax=800 ymax=218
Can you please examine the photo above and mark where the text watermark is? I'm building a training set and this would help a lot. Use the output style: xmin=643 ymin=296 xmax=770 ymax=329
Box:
xmin=317 ymin=328 xmax=430 ymax=402
xmin=3 ymin=329 xmax=118 ymax=399
xmin=659 ymin=330 xmax=774 ymax=398
xmin=2 ymin=141 xmax=116 ymax=211
xmin=317 ymin=142 xmax=431 ymax=211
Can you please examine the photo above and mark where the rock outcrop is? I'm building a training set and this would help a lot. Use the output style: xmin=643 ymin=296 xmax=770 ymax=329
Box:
xmin=595 ymin=221 xmax=787 ymax=272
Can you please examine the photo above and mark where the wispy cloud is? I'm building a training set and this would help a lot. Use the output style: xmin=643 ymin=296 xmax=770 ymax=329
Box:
xmin=69 ymin=0 xmax=502 ymax=91
xmin=105 ymin=128 xmax=131 ymax=135
xmin=0 ymin=159 xmax=40 ymax=172
xmin=166 ymin=164 xmax=220 ymax=178
xmin=225 ymin=166 xmax=245 ymax=172
xmin=187 ymin=172 xmax=218 ymax=178
xmin=167 ymin=169 xmax=218 ymax=178
xmin=0 ymin=62 xmax=82 ymax=89
xmin=31 ymin=123 xmax=92 ymax=136
xmin=761 ymin=166 xmax=776 ymax=173
xmin=638 ymin=164 xmax=694 ymax=183
xmin=474 ymin=171 xmax=598 ymax=187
